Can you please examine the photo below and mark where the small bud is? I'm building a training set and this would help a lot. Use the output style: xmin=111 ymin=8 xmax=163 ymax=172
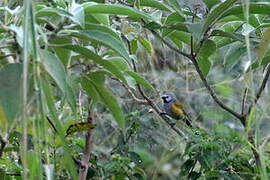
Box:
xmin=148 ymin=108 xmax=154 ymax=113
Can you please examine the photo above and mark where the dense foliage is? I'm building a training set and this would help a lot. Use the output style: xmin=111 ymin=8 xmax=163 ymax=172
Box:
xmin=0 ymin=0 xmax=270 ymax=179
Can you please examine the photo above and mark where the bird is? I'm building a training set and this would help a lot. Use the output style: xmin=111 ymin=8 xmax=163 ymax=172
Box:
xmin=161 ymin=93 xmax=192 ymax=127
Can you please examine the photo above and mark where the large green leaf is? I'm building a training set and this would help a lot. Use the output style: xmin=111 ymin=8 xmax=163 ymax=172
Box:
xmin=83 ymin=73 xmax=125 ymax=127
xmin=163 ymin=0 xmax=183 ymax=16
xmin=140 ymin=0 xmax=171 ymax=11
xmin=50 ymin=37 xmax=72 ymax=66
xmin=83 ymin=2 xmax=152 ymax=20
xmin=202 ymin=0 xmax=238 ymax=35
xmin=222 ymin=3 xmax=270 ymax=18
xmin=211 ymin=30 xmax=245 ymax=43
xmin=106 ymin=57 xmax=130 ymax=71
xmin=138 ymin=37 xmax=153 ymax=54
xmin=69 ymin=30 xmax=130 ymax=61
xmin=57 ymin=45 xmax=128 ymax=84
xmin=224 ymin=42 xmax=246 ymax=70
xmin=257 ymin=28 xmax=270 ymax=64
xmin=125 ymin=71 xmax=154 ymax=91
xmin=40 ymin=50 xmax=76 ymax=111
xmin=70 ymin=3 xmax=85 ymax=28
xmin=197 ymin=40 xmax=216 ymax=76
xmin=40 ymin=76 xmax=78 ymax=179
xmin=162 ymin=12 xmax=185 ymax=37
xmin=83 ymin=23 xmax=122 ymax=41
xmin=0 ymin=63 xmax=22 ymax=127
xmin=203 ymin=0 xmax=221 ymax=10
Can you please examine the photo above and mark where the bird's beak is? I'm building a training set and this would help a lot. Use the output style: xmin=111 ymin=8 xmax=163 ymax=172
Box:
xmin=161 ymin=95 xmax=166 ymax=100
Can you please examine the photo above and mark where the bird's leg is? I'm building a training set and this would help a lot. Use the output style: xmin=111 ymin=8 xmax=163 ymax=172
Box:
xmin=169 ymin=122 xmax=176 ymax=128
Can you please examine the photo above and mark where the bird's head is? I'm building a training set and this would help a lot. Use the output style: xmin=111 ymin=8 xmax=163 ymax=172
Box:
xmin=161 ymin=93 xmax=176 ymax=103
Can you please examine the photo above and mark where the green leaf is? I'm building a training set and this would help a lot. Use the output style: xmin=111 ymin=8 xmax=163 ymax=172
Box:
xmin=257 ymin=28 xmax=270 ymax=64
xmin=180 ymin=159 xmax=196 ymax=176
xmin=197 ymin=39 xmax=216 ymax=76
xmin=70 ymin=3 xmax=85 ymax=28
xmin=125 ymin=71 xmax=154 ymax=91
xmin=84 ymin=75 xmax=125 ymax=127
xmin=106 ymin=57 xmax=130 ymax=71
xmin=224 ymin=42 xmax=246 ymax=70
xmin=83 ymin=2 xmax=152 ymax=21
xmin=169 ymin=31 xmax=191 ymax=45
xmin=211 ymin=30 xmax=245 ymax=43
xmin=50 ymin=37 xmax=72 ymax=66
xmin=163 ymin=0 xmax=183 ymax=16
xmin=199 ymin=39 xmax=216 ymax=58
xmin=139 ymin=0 xmax=171 ymax=11
xmin=130 ymin=39 xmax=138 ymax=54
xmin=69 ymin=30 xmax=130 ymax=61
xmin=162 ymin=12 xmax=185 ymax=37
xmin=138 ymin=37 xmax=153 ymax=54
xmin=203 ymin=0 xmax=221 ymax=10
xmin=83 ymin=23 xmax=122 ymax=41
xmin=40 ymin=77 xmax=78 ymax=179
xmin=144 ymin=21 xmax=162 ymax=30
xmin=0 ymin=63 xmax=22 ymax=128
xmin=187 ymin=22 xmax=204 ymax=41
xmin=81 ymin=77 xmax=100 ymax=106
xmin=222 ymin=3 xmax=270 ymax=18
xmin=86 ymin=13 xmax=109 ymax=25
xmin=198 ymin=58 xmax=211 ymax=76
xmin=202 ymin=0 xmax=238 ymax=34
xmin=40 ymin=50 xmax=76 ymax=111
xmin=57 ymin=45 xmax=127 ymax=84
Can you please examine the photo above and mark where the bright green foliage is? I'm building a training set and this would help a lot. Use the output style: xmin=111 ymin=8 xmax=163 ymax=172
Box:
xmin=0 ymin=0 xmax=270 ymax=179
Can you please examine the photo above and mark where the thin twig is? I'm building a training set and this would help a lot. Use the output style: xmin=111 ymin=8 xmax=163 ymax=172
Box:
xmin=246 ymin=64 xmax=270 ymax=118
xmin=190 ymin=57 xmax=245 ymax=122
xmin=111 ymin=77 xmax=148 ymax=104
xmin=149 ymin=29 xmax=192 ymax=60
xmin=241 ymin=88 xmax=248 ymax=115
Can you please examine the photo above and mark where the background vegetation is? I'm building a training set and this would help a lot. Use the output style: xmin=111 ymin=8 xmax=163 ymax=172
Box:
xmin=0 ymin=0 xmax=270 ymax=179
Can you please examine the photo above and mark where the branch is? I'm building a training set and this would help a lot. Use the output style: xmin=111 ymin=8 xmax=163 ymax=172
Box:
xmin=110 ymin=77 xmax=148 ymax=104
xmin=191 ymin=57 xmax=245 ymax=122
xmin=149 ymin=29 xmax=244 ymax=122
xmin=79 ymin=98 xmax=94 ymax=180
xmin=241 ymin=88 xmax=248 ymax=115
xmin=246 ymin=64 xmax=270 ymax=118
xmin=148 ymin=30 xmax=192 ymax=60
xmin=131 ymin=60 xmax=188 ymax=140
xmin=0 ymin=135 xmax=6 ymax=158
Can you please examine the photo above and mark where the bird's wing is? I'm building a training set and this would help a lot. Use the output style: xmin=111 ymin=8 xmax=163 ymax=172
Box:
xmin=171 ymin=101 xmax=187 ymax=118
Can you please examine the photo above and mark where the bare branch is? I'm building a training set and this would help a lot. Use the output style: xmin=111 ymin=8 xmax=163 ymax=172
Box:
xmin=110 ymin=77 xmax=148 ymax=104
xmin=190 ymin=57 xmax=245 ymax=122
xmin=0 ymin=135 xmax=6 ymax=158
xmin=246 ymin=64 xmax=270 ymax=118
xmin=149 ymin=29 xmax=192 ymax=60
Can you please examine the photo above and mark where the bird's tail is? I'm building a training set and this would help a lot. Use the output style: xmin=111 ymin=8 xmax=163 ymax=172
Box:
xmin=183 ymin=115 xmax=192 ymax=127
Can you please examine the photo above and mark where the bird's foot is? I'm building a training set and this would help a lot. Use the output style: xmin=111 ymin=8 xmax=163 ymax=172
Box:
xmin=169 ymin=122 xmax=176 ymax=128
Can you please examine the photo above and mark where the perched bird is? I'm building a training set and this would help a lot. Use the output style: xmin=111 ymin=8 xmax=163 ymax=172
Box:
xmin=161 ymin=93 xmax=192 ymax=127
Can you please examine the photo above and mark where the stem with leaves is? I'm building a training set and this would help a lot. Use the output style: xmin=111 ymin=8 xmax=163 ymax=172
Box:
xmin=79 ymin=99 xmax=94 ymax=180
